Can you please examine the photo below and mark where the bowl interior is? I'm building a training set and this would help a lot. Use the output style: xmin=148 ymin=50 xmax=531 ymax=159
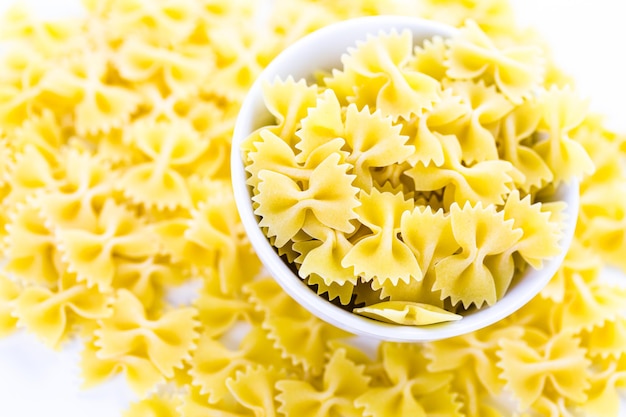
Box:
xmin=230 ymin=16 xmax=579 ymax=342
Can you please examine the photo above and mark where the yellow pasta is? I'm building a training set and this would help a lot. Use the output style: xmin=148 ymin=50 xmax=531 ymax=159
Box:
xmin=0 ymin=274 xmax=19 ymax=337
xmin=342 ymin=187 xmax=420 ymax=286
xmin=5 ymin=202 xmax=60 ymax=286
xmin=446 ymin=20 xmax=544 ymax=104
xmin=580 ymin=357 xmax=626 ymax=417
xmin=497 ymin=331 xmax=591 ymax=409
xmin=326 ymin=29 xmax=440 ymax=119
xmin=57 ymin=199 xmax=159 ymax=290
xmin=244 ymin=25 xmax=578 ymax=325
xmin=276 ymin=349 xmax=370 ymax=417
xmin=354 ymin=300 xmax=462 ymax=325
xmin=253 ymin=152 xmax=359 ymax=247
xmin=15 ymin=269 xmax=111 ymax=349
xmin=90 ymin=289 xmax=199 ymax=394
xmin=534 ymin=86 xmax=595 ymax=184
xmin=245 ymin=277 xmax=351 ymax=375
xmin=123 ymin=394 xmax=180 ymax=417
xmin=433 ymin=202 xmax=522 ymax=308
xmin=354 ymin=343 xmax=462 ymax=417
xmin=226 ymin=365 xmax=285 ymax=416
xmin=0 ymin=1 xmax=625 ymax=417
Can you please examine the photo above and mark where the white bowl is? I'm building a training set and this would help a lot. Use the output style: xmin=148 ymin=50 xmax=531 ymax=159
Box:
xmin=230 ymin=16 xmax=579 ymax=342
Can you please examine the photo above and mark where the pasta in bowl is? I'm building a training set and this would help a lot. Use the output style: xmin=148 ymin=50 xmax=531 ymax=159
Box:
xmin=231 ymin=16 xmax=582 ymax=341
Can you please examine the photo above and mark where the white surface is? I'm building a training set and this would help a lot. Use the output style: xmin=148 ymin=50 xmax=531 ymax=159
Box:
xmin=0 ymin=0 xmax=625 ymax=415
xmin=231 ymin=16 xmax=580 ymax=342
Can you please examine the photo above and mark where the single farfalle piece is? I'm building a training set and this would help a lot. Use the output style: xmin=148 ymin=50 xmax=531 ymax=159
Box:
xmin=294 ymin=228 xmax=357 ymax=292
xmin=261 ymin=77 xmax=319 ymax=145
xmin=433 ymin=202 xmax=523 ymax=308
xmin=10 ymin=109 xmax=64 ymax=164
xmin=94 ymin=289 xmax=199 ymax=390
xmin=557 ymin=267 xmax=626 ymax=333
xmin=446 ymin=20 xmax=544 ymax=104
xmin=497 ymin=331 xmax=591 ymax=409
xmin=342 ymin=186 xmax=420 ymax=286
xmin=409 ymin=36 xmax=448 ymax=81
xmin=502 ymin=191 xmax=563 ymax=269
xmin=400 ymin=205 xmax=459 ymax=277
xmin=405 ymin=134 xmax=516 ymax=206
xmin=80 ymin=337 xmax=164 ymax=396
xmin=4 ymin=144 xmax=57 ymax=206
xmin=498 ymin=97 xmax=553 ymax=192
xmin=355 ymin=343 xmax=462 ymax=417
xmin=226 ymin=365 xmax=285 ymax=417
xmin=295 ymin=89 xmax=345 ymax=164
xmin=405 ymin=88 xmax=468 ymax=167
xmin=342 ymin=104 xmax=414 ymax=190
xmin=354 ymin=300 xmax=461 ymax=325
xmin=533 ymin=86 xmax=595 ymax=184
xmin=120 ymin=119 xmax=207 ymax=210
xmin=0 ymin=274 xmax=20 ymax=337
xmin=57 ymin=199 xmax=160 ymax=290
xmin=327 ymin=29 xmax=440 ymax=120
xmin=5 ymin=202 xmax=60 ymax=286
xmin=253 ymin=152 xmax=359 ymax=248
xmin=245 ymin=129 xmax=314 ymax=189
xmin=14 ymin=270 xmax=111 ymax=349
xmin=276 ymin=349 xmax=370 ymax=417
xmin=583 ymin=317 xmax=626 ymax=360
xmin=440 ymin=80 xmax=514 ymax=164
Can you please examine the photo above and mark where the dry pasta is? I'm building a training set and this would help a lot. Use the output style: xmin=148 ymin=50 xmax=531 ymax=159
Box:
xmin=243 ymin=25 xmax=579 ymax=323
xmin=0 ymin=1 xmax=624 ymax=417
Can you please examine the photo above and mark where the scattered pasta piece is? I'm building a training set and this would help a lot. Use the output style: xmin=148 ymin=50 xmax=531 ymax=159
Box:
xmin=354 ymin=300 xmax=461 ymax=325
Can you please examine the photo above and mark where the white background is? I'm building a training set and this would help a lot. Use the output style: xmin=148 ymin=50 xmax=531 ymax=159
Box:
xmin=0 ymin=0 xmax=625 ymax=415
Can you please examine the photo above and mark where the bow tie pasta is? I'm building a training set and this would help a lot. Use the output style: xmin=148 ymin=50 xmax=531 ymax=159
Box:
xmin=243 ymin=25 xmax=593 ymax=326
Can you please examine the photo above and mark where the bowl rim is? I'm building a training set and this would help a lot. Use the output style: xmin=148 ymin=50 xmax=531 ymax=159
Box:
xmin=230 ymin=15 xmax=579 ymax=342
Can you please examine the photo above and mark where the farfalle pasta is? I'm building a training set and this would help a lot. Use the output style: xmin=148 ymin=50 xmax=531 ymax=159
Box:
xmin=243 ymin=26 xmax=582 ymax=325
xmin=276 ymin=348 xmax=370 ymax=417
xmin=15 ymin=269 xmax=111 ymax=349
xmin=1 ymin=1 xmax=626 ymax=417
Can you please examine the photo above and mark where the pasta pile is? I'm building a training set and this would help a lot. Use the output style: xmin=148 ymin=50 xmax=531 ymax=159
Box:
xmin=243 ymin=25 xmax=592 ymax=325
xmin=0 ymin=0 xmax=624 ymax=416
